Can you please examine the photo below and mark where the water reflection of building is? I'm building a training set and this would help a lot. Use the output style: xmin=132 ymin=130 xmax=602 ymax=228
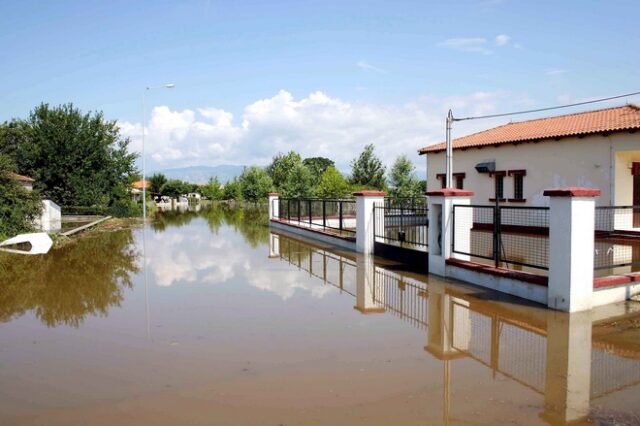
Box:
xmin=269 ymin=231 xmax=640 ymax=425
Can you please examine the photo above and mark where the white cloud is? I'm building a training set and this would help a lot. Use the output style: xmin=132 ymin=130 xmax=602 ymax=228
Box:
xmin=495 ymin=34 xmax=510 ymax=46
xmin=437 ymin=37 xmax=492 ymax=55
xmin=545 ymin=68 xmax=568 ymax=76
xmin=119 ymin=90 xmax=510 ymax=172
xmin=356 ymin=60 xmax=388 ymax=74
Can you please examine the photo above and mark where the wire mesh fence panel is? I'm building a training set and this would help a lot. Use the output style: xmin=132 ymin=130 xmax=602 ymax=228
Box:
xmin=595 ymin=206 xmax=640 ymax=234
xmin=452 ymin=205 xmax=495 ymax=260
xmin=594 ymin=239 xmax=640 ymax=273
xmin=373 ymin=203 xmax=428 ymax=250
xmin=594 ymin=206 xmax=640 ymax=272
xmin=498 ymin=206 xmax=550 ymax=270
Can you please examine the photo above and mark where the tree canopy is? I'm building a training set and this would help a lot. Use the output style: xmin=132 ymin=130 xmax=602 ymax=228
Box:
xmin=349 ymin=144 xmax=386 ymax=190
xmin=0 ymin=103 xmax=137 ymax=208
xmin=314 ymin=166 xmax=350 ymax=198
xmin=303 ymin=157 xmax=334 ymax=186
xmin=388 ymin=155 xmax=423 ymax=199
xmin=267 ymin=151 xmax=304 ymax=189
xmin=239 ymin=166 xmax=273 ymax=202
xmin=149 ymin=173 xmax=167 ymax=194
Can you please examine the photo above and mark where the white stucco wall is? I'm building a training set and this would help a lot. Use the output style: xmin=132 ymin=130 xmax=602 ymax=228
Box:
xmin=424 ymin=132 xmax=640 ymax=206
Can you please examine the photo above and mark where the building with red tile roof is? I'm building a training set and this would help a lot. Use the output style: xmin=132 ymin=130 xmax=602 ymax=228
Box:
xmin=419 ymin=104 xmax=640 ymax=211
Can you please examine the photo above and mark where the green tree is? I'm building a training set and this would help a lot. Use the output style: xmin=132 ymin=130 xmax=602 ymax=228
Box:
xmin=223 ymin=177 xmax=243 ymax=200
xmin=0 ymin=120 xmax=26 ymax=160
xmin=160 ymin=179 xmax=189 ymax=198
xmin=1 ymin=103 xmax=137 ymax=208
xmin=303 ymin=157 xmax=334 ymax=186
xmin=200 ymin=177 xmax=223 ymax=200
xmin=388 ymin=155 xmax=423 ymax=198
xmin=314 ymin=166 xmax=350 ymax=198
xmin=267 ymin=151 xmax=303 ymax=189
xmin=349 ymin=144 xmax=386 ymax=190
xmin=239 ymin=166 xmax=273 ymax=203
xmin=0 ymin=155 xmax=42 ymax=240
xmin=281 ymin=163 xmax=313 ymax=198
xmin=149 ymin=173 xmax=167 ymax=194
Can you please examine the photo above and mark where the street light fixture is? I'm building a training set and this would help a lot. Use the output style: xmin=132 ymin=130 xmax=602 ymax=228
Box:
xmin=142 ymin=83 xmax=175 ymax=219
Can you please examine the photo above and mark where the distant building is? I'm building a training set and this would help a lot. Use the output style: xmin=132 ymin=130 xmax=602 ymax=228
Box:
xmin=131 ymin=180 xmax=151 ymax=202
xmin=11 ymin=173 xmax=34 ymax=192
xmin=419 ymin=104 xmax=640 ymax=207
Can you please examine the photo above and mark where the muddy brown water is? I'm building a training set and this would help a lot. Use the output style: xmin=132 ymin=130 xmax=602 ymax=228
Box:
xmin=0 ymin=205 xmax=639 ymax=425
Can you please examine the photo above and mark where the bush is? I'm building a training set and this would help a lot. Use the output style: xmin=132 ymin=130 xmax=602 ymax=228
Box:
xmin=107 ymin=198 xmax=142 ymax=218
xmin=0 ymin=155 xmax=42 ymax=240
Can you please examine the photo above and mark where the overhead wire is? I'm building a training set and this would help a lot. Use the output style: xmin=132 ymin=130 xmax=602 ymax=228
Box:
xmin=453 ymin=90 xmax=640 ymax=122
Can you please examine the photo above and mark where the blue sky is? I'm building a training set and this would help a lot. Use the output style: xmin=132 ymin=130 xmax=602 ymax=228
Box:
xmin=1 ymin=0 xmax=639 ymax=172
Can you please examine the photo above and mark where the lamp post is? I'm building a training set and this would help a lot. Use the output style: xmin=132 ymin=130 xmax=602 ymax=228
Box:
xmin=445 ymin=109 xmax=454 ymax=189
xmin=142 ymin=83 xmax=175 ymax=219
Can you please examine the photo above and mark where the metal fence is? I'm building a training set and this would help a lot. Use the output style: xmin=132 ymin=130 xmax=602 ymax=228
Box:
xmin=594 ymin=205 xmax=640 ymax=272
xmin=275 ymin=198 xmax=357 ymax=237
xmin=595 ymin=205 xmax=640 ymax=234
xmin=373 ymin=202 xmax=428 ymax=250
xmin=452 ymin=205 xmax=550 ymax=271
xmin=384 ymin=197 xmax=427 ymax=209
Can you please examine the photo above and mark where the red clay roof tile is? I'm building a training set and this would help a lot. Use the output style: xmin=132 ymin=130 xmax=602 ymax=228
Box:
xmin=419 ymin=104 xmax=640 ymax=154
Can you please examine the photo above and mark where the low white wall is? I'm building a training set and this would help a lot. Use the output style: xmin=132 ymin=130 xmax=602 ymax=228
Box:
xmin=593 ymin=282 xmax=640 ymax=307
xmin=270 ymin=220 xmax=356 ymax=252
xmin=34 ymin=200 xmax=61 ymax=232
xmin=446 ymin=264 xmax=548 ymax=305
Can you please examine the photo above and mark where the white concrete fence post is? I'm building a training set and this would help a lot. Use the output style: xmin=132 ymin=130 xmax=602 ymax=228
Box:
xmin=544 ymin=187 xmax=600 ymax=312
xmin=267 ymin=192 xmax=280 ymax=220
xmin=426 ymin=189 xmax=474 ymax=277
xmin=354 ymin=191 xmax=385 ymax=254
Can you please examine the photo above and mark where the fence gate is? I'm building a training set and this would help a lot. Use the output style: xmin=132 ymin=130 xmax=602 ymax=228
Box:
xmin=373 ymin=199 xmax=428 ymax=272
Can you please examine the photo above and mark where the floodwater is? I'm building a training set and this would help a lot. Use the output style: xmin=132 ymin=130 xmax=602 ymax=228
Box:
xmin=1 ymin=205 xmax=640 ymax=425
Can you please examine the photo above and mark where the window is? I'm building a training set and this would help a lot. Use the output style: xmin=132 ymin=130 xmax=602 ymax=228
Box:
xmin=437 ymin=173 xmax=465 ymax=189
xmin=495 ymin=174 xmax=504 ymax=199
xmin=513 ymin=174 xmax=523 ymax=199
xmin=489 ymin=171 xmax=506 ymax=201
xmin=508 ymin=169 xmax=527 ymax=202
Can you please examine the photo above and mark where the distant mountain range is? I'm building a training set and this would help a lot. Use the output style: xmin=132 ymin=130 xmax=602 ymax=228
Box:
xmin=155 ymin=165 xmax=245 ymax=184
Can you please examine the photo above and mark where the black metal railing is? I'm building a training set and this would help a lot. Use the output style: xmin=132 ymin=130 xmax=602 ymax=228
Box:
xmin=384 ymin=197 xmax=427 ymax=209
xmin=452 ymin=205 xmax=550 ymax=271
xmin=373 ymin=202 xmax=428 ymax=250
xmin=274 ymin=198 xmax=356 ymax=237
xmin=594 ymin=205 xmax=640 ymax=272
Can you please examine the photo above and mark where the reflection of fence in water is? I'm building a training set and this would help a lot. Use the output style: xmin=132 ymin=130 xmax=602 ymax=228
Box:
xmin=453 ymin=303 xmax=492 ymax=365
xmin=279 ymin=237 xmax=357 ymax=296
xmin=275 ymin=235 xmax=640 ymax=403
xmin=373 ymin=269 xmax=428 ymax=329
xmin=591 ymin=347 xmax=640 ymax=400
xmin=452 ymin=303 xmax=546 ymax=394
xmin=498 ymin=322 xmax=546 ymax=393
